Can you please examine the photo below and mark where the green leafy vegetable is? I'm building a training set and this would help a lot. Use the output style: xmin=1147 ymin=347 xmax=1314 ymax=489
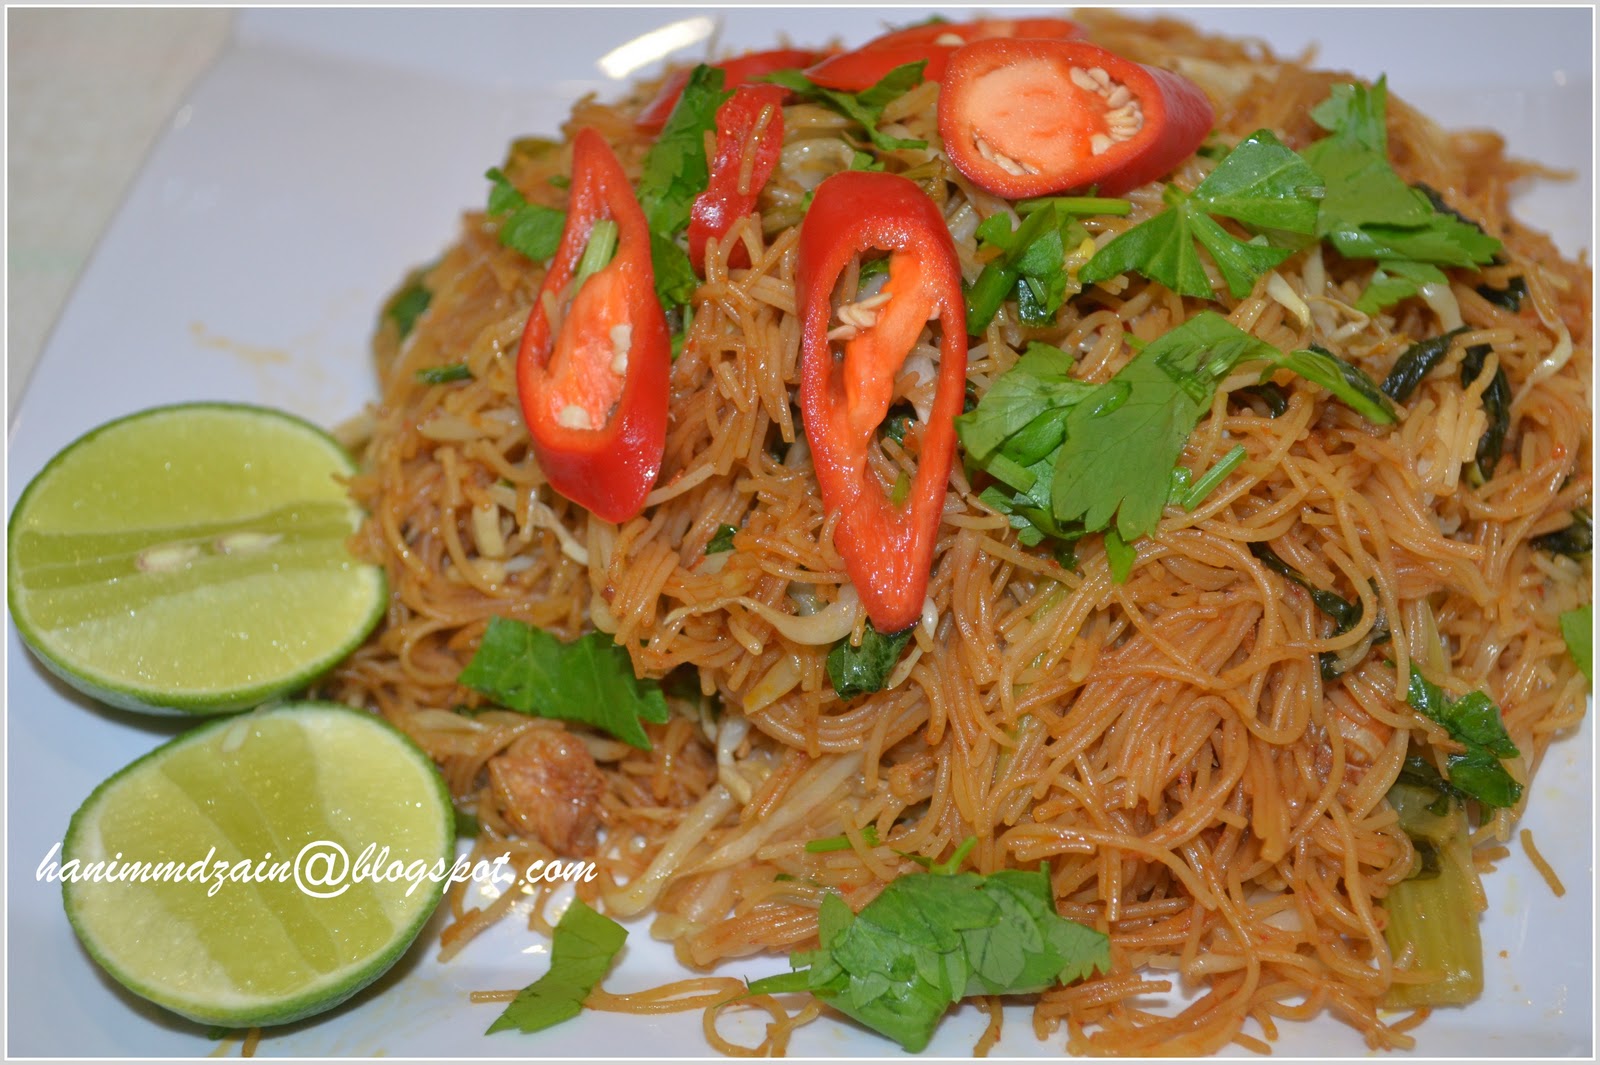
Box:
xmin=1273 ymin=345 xmax=1398 ymax=424
xmin=706 ymin=524 xmax=738 ymax=554
xmin=965 ymin=199 xmax=1126 ymax=332
xmin=955 ymin=343 xmax=1096 ymax=478
xmin=1052 ymin=313 xmax=1281 ymax=540
xmin=459 ymin=617 xmax=670 ymax=749
xmin=1103 ymin=528 xmax=1136 ymax=584
xmin=636 ymin=65 xmax=730 ymax=237
xmin=1459 ymin=344 xmax=1510 ymax=484
xmin=827 ymin=620 xmax=913 ymax=699
xmin=1403 ymin=670 xmax=1522 ymax=808
xmin=1354 ymin=259 xmax=1447 ymax=314
xmin=1475 ymin=275 xmax=1527 ymax=311
xmin=415 ymin=363 xmax=473 ymax=385
xmin=1560 ymin=605 xmax=1591 ymax=683
xmin=750 ymin=865 xmax=1108 ymax=1052
xmin=485 ymin=167 xmax=567 ymax=263
xmin=1301 ymin=79 xmax=1500 ymax=268
xmin=1080 ymin=130 xmax=1323 ymax=300
xmin=1234 ymin=382 xmax=1287 ymax=417
xmin=1248 ymin=540 xmax=1388 ymax=678
xmin=1380 ymin=326 xmax=1470 ymax=402
xmin=1531 ymin=510 xmax=1592 ymax=558
xmin=486 ymin=899 xmax=627 ymax=1035
xmin=762 ymin=62 xmax=928 ymax=152
xmin=385 ymin=269 xmax=433 ymax=339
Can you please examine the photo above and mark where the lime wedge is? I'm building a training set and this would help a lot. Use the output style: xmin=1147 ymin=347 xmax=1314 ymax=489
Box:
xmin=61 ymin=702 xmax=455 ymax=1027
xmin=7 ymin=402 xmax=386 ymax=714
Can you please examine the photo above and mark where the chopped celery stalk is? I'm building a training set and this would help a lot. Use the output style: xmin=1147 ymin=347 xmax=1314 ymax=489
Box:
xmin=1382 ymin=782 xmax=1484 ymax=1007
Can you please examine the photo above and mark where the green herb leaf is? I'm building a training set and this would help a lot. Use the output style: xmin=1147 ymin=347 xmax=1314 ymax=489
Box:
xmin=637 ymin=65 xmax=730 ymax=237
xmin=1403 ymin=670 xmax=1522 ymax=808
xmin=485 ymin=167 xmax=567 ymax=262
xmin=1275 ymin=345 xmax=1399 ymax=424
xmin=827 ymin=620 xmax=913 ymax=699
xmin=1103 ymin=528 xmax=1136 ymax=584
xmin=1080 ymin=130 xmax=1321 ymax=300
xmin=1560 ymin=605 xmax=1592 ymax=683
xmin=385 ymin=269 xmax=433 ymax=339
xmin=955 ymin=343 xmax=1096 ymax=473
xmin=1459 ymin=344 xmax=1510 ymax=484
xmin=1302 ymin=79 xmax=1500 ymax=268
xmin=1354 ymin=260 xmax=1448 ymax=314
xmin=415 ymin=363 xmax=473 ymax=385
xmin=486 ymin=899 xmax=627 ymax=1034
xmin=706 ymin=524 xmax=738 ymax=554
xmin=1531 ymin=511 xmax=1593 ymax=559
xmin=784 ymin=867 xmax=1109 ymax=1052
xmin=1380 ymin=326 xmax=1470 ymax=402
xmin=1052 ymin=313 xmax=1279 ymax=540
xmin=763 ymin=62 xmax=928 ymax=152
xmin=459 ymin=617 xmax=670 ymax=750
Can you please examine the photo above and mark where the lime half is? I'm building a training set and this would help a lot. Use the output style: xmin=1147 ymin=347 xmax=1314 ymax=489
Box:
xmin=61 ymin=702 xmax=455 ymax=1027
xmin=7 ymin=402 xmax=386 ymax=714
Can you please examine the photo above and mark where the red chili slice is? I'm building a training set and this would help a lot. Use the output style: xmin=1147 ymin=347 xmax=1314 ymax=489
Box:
xmin=635 ymin=48 xmax=821 ymax=134
xmin=515 ymin=128 xmax=671 ymax=524
xmin=938 ymin=37 xmax=1214 ymax=198
xmin=806 ymin=17 xmax=1083 ymax=92
xmin=797 ymin=171 xmax=968 ymax=634
xmin=687 ymin=84 xmax=787 ymax=274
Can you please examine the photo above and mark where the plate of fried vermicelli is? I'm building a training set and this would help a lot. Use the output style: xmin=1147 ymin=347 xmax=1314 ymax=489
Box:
xmin=6 ymin=6 xmax=1592 ymax=1059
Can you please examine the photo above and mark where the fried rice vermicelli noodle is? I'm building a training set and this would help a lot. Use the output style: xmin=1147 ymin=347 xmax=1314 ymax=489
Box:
xmin=328 ymin=12 xmax=1592 ymax=1056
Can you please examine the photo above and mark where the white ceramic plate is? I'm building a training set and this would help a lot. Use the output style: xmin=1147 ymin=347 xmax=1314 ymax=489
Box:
xmin=5 ymin=6 xmax=1592 ymax=1058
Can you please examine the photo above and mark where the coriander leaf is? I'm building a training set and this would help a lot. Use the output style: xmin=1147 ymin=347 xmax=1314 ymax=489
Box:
xmin=1080 ymin=205 xmax=1212 ymax=299
xmin=1051 ymin=312 xmax=1279 ymax=540
xmin=459 ymin=617 xmax=670 ymax=749
xmin=763 ymin=63 xmax=927 ymax=152
xmin=637 ymin=65 xmax=730 ymax=237
xmin=485 ymin=167 xmax=567 ymax=262
xmin=1403 ymin=669 xmax=1522 ymax=808
xmin=954 ymin=343 xmax=1095 ymax=471
xmin=1103 ymin=528 xmax=1136 ymax=584
xmin=486 ymin=899 xmax=626 ymax=1035
xmin=1274 ymin=345 xmax=1398 ymax=424
xmin=706 ymin=524 xmax=738 ymax=554
xmin=416 ymin=363 xmax=473 ymax=385
xmin=1187 ymin=212 xmax=1295 ymax=299
xmin=1302 ymin=79 xmax=1499 ymax=268
xmin=828 ymin=620 xmax=913 ymax=699
xmin=649 ymin=229 xmax=699 ymax=311
xmin=1560 ymin=605 xmax=1592 ymax=683
xmin=385 ymin=269 xmax=433 ymax=339
xmin=497 ymin=203 xmax=568 ymax=262
xmin=1187 ymin=129 xmax=1323 ymax=235
xmin=1081 ymin=131 xmax=1320 ymax=300
xmin=1354 ymin=260 xmax=1447 ymax=314
xmin=786 ymin=867 xmax=1108 ymax=1053
xmin=966 ymin=204 xmax=1097 ymax=332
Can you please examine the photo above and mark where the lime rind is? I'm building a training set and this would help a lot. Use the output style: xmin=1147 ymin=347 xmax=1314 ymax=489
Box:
xmin=7 ymin=402 xmax=388 ymax=715
xmin=61 ymin=702 xmax=455 ymax=1028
